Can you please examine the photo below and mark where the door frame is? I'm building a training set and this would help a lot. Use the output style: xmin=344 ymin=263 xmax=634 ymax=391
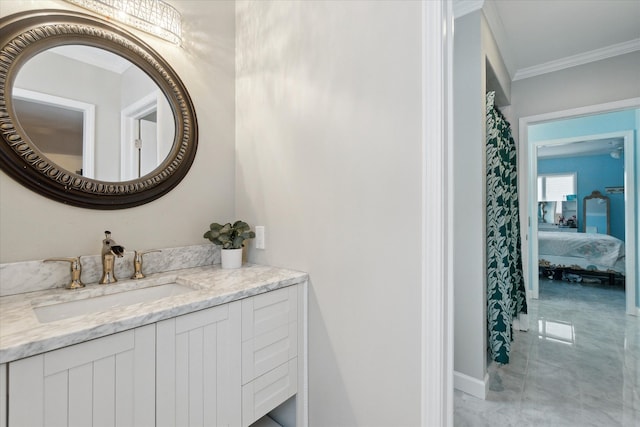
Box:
xmin=120 ymin=91 xmax=159 ymax=180
xmin=519 ymin=97 xmax=640 ymax=316
xmin=421 ymin=0 xmax=454 ymax=426
xmin=12 ymin=88 xmax=95 ymax=178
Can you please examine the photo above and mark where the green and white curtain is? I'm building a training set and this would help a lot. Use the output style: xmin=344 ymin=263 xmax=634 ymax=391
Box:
xmin=486 ymin=91 xmax=528 ymax=365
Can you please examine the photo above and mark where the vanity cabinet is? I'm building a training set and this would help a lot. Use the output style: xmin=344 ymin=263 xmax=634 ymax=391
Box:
xmin=4 ymin=283 xmax=305 ymax=427
xmin=156 ymin=301 xmax=242 ymax=427
xmin=241 ymin=286 xmax=299 ymax=426
xmin=8 ymin=325 xmax=155 ymax=427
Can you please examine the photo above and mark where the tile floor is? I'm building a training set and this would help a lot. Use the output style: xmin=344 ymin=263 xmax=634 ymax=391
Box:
xmin=454 ymin=278 xmax=639 ymax=426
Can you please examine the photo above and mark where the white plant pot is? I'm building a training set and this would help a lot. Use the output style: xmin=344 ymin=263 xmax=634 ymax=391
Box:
xmin=221 ymin=248 xmax=242 ymax=269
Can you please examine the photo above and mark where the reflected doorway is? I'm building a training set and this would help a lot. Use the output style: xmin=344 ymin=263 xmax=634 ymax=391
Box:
xmin=12 ymin=88 xmax=96 ymax=178
xmin=120 ymin=91 xmax=169 ymax=180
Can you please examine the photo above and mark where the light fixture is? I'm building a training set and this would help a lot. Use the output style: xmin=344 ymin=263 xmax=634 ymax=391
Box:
xmin=610 ymin=147 xmax=623 ymax=159
xmin=64 ymin=0 xmax=182 ymax=45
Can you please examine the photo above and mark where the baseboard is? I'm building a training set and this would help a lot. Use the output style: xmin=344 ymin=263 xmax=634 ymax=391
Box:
xmin=453 ymin=370 xmax=488 ymax=400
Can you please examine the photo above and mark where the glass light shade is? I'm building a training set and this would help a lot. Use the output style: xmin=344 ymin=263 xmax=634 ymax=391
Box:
xmin=64 ymin=0 xmax=182 ymax=45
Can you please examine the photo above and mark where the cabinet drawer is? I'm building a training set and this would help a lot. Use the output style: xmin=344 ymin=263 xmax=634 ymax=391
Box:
xmin=242 ymin=358 xmax=297 ymax=427
xmin=242 ymin=286 xmax=297 ymax=341
xmin=242 ymin=321 xmax=297 ymax=384
xmin=242 ymin=286 xmax=297 ymax=384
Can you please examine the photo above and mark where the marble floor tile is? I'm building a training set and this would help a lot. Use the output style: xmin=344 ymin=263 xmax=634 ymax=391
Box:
xmin=454 ymin=279 xmax=639 ymax=426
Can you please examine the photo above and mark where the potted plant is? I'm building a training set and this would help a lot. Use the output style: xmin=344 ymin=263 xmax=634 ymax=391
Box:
xmin=204 ymin=220 xmax=256 ymax=269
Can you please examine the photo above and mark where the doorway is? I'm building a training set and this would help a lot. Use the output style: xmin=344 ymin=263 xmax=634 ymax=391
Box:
xmin=120 ymin=91 xmax=163 ymax=181
xmin=520 ymin=100 xmax=639 ymax=315
xmin=12 ymin=88 xmax=96 ymax=178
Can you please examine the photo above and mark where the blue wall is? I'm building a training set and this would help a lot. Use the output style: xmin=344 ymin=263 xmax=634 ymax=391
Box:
xmin=538 ymin=154 xmax=625 ymax=241
xmin=529 ymin=109 xmax=637 ymax=141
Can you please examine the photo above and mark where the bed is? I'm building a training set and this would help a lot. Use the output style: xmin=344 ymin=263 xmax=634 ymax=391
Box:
xmin=538 ymin=231 xmax=625 ymax=285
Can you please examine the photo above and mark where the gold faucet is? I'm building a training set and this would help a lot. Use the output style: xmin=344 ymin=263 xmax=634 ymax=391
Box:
xmin=44 ymin=257 xmax=84 ymax=289
xmin=131 ymin=249 xmax=161 ymax=279
xmin=100 ymin=231 xmax=125 ymax=284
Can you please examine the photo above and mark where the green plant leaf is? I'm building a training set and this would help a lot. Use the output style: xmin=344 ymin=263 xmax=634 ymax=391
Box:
xmin=232 ymin=236 xmax=245 ymax=248
xmin=239 ymin=231 xmax=255 ymax=240
xmin=233 ymin=220 xmax=250 ymax=232
xmin=209 ymin=222 xmax=224 ymax=231
xmin=205 ymin=220 xmax=255 ymax=249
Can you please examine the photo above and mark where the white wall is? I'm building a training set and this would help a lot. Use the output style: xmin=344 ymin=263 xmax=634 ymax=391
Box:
xmin=452 ymin=9 xmax=515 ymax=396
xmin=120 ymin=65 xmax=157 ymax=109
xmin=481 ymin=14 xmax=510 ymax=107
xmin=236 ymin=1 xmax=424 ymax=425
xmin=511 ymin=52 xmax=640 ymax=137
xmin=0 ymin=0 xmax=236 ymax=262
xmin=452 ymin=10 xmax=487 ymax=389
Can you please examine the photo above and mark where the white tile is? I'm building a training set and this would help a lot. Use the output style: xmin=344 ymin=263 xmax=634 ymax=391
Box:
xmin=455 ymin=279 xmax=637 ymax=426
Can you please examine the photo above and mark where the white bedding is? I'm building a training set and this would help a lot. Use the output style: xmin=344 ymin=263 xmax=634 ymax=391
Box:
xmin=538 ymin=231 xmax=625 ymax=274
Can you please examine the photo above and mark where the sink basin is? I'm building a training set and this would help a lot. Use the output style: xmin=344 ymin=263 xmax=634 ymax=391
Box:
xmin=34 ymin=283 xmax=194 ymax=323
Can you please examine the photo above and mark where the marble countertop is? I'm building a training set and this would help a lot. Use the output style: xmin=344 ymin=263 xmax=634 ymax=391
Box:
xmin=0 ymin=264 xmax=308 ymax=364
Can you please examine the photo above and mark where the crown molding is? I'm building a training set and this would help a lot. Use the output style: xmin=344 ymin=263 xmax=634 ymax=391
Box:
xmin=453 ymin=0 xmax=484 ymax=19
xmin=513 ymin=38 xmax=640 ymax=81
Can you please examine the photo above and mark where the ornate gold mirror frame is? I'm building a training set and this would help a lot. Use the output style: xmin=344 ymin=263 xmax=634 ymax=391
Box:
xmin=0 ymin=10 xmax=198 ymax=209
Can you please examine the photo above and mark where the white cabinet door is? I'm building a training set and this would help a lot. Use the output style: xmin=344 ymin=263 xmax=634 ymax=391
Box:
xmin=156 ymin=301 xmax=242 ymax=427
xmin=8 ymin=324 xmax=155 ymax=427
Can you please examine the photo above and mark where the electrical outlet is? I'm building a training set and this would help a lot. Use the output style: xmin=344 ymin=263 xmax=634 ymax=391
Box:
xmin=255 ymin=226 xmax=265 ymax=249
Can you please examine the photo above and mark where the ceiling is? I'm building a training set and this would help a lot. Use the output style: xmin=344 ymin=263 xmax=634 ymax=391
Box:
xmin=50 ymin=45 xmax=132 ymax=74
xmin=537 ymin=137 xmax=624 ymax=159
xmin=454 ymin=0 xmax=639 ymax=159
xmin=456 ymin=0 xmax=640 ymax=80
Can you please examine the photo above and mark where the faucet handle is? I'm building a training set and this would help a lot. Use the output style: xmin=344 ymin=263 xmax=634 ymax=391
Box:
xmin=131 ymin=249 xmax=161 ymax=279
xmin=110 ymin=245 xmax=126 ymax=257
xmin=44 ymin=257 xmax=84 ymax=289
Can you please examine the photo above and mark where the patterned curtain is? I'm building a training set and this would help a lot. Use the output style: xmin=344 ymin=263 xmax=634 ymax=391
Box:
xmin=486 ymin=91 xmax=528 ymax=364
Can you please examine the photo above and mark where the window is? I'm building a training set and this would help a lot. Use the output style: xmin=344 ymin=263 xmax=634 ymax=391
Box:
xmin=538 ymin=173 xmax=577 ymax=212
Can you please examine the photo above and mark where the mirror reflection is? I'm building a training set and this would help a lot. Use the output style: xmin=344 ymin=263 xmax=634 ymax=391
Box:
xmin=583 ymin=190 xmax=610 ymax=234
xmin=538 ymin=201 xmax=556 ymax=224
xmin=12 ymin=45 xmax=175 ymax=182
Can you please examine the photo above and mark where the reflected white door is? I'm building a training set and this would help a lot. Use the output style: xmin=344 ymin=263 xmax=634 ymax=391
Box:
xmin=139 ymin=115 xmax=158 ymax=177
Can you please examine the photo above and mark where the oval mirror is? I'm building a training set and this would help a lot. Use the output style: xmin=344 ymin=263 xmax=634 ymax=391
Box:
xmin=0 ymin=10 xmax=198 ymax=209
xmin=13 ymin=45 xmax=176 ymax=182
